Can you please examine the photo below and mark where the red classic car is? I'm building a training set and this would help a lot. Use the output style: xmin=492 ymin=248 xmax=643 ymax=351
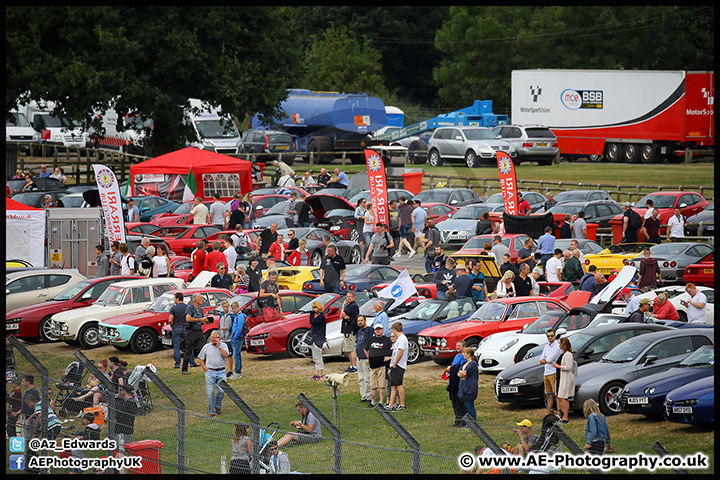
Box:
xmin=683 ymin=252 xmax=714 ymax=287
xmin=6 ymin=275 xmax=141 ymax=342
xmin=155 ymin=225 xmax=223 ymax=255
xmin=420 ymin=202 xmax=458 ymax=224
xmin=158 ymin=290 xmax=316 ymax=347
xmin=151 ymin=200 xmax=214 ymax=227
xmin=246 ymin=291 xmax=373 ymax=357
xmin=125 ymin=222 xmax=162 ymax=236
xmin=418 ymin=296 xmax=570 ymax=365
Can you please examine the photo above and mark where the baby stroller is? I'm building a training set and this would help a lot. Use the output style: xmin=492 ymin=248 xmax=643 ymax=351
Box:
xmin=528 ymin=410 xmax=563 ymax=454
xmin=255 ymin=422 xmax=280 ymax=472
xmin=55 ymin=360 xmax=93 ymax=418
xmin=126 ymin=364 xmax=155 ymax=414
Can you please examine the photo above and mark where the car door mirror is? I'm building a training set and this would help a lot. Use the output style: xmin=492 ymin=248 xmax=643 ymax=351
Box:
xmin=455 ymin=136 xmax=463 ymax=141
xmin=256 ymin=205 xmax=264 ymax=211
xmin=582 ymin=349 xmax=594 ymax=358
xmin=643 ymin=354 xmax=658 ymax=365
xmin=81 ymin=292 xmax=93 ymax=300
xmin=679 ymin=203 xmax=687 ymax=208
xmin=556 ymin=327 xmax=567 ymax=336
xmin=450 ymin=200 xmax=458 ymax=205
xmin=328 ymin=306 xmax=340 ymax=315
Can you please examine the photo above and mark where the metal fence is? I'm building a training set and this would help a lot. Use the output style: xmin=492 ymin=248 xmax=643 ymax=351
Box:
xmin=7 ymin=336 xmax=701 ymax=475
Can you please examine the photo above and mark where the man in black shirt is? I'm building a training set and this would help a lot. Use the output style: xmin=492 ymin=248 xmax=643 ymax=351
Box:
xmin=434 ymin=257 xmax=457 ymax=300
xmin=295 ymin=196 xmax=313 ymax=228
xmin=513 ymin=263 xmax=534 ymax=297
xmin=340 ymin=291 xmax=360 ymax=373
xmin=449 ymin=266 xmax=474 ymax=299
xmin=259 ymin=222 xmax=279 ymax=258
xmin=364 ymin=323 xmax=392 ymax=408
xmin=319 ymin=244 xmax=346 ymax=293
xmin=317 ymin=168 xmax=331 ymax=189
xmin=247 ymin=257 xmax=263 ymax=292
xmin=211 ymin=264 xmax=234 ymax=291
xmin=168 ymin=292 xmax=191 ymax=368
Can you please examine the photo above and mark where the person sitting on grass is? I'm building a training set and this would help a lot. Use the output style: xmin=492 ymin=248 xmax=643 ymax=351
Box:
xmin=277 ymin=402 xmax=322 ymax=447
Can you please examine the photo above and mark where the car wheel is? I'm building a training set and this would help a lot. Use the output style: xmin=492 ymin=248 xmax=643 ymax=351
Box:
xmin=678 ymin=311 xmax=687 ymax=322
xmin=286 ymin=328 xmax=309 ymax=358
xmin=407 ymin=337 xmax=421 ymax=364
xmin=515 ymin=344 xmax=536 ymax=363
xmin=131 ymin=328 xmax=159 ymax=354
xmin=428 ymin=149 xmax=443 ymax=167
xmin=599 ymin=381 xmax=625 ymax=415
xmin=350 ymin=246 xmax=362 ymax=264
xmin=605 ymin=143 xmax=621 ymax=162
xmin=587 ymin=154 xmax=603 ymax=162
xmin=39 ymin=316 xmax=61 ymax=343
xmin=349 ymin=228 xmax=360 ymax=243
xmin=465 ymin=337 xmax=481 ymax=353
xmin=465 ymin=150 xmax=478 ymax=168
xmin=311 ymin=250 xmax=323 ymax=267
xmin=77 ymin=322 xmax=100 ymax=349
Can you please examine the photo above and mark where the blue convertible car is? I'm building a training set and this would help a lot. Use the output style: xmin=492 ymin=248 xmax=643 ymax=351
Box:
xmin=620 ymin=345 xmax=714 ymax=417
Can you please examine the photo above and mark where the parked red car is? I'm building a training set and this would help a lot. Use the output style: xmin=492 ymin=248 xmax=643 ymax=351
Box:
xmin=151 ymin=200 xmax=214 ymax=227
xmin=418 ymin=296 xmax=569 ymax=365
xmin=6 ymin=275 xmax=141 ymax=342
xmin=612 ymin=191 xmax=710 ymax=235
xmin=451 ymin=233 xmax=535 ymax=265
xmin=98 ymin=287 xmax=234 ymax=354
xmin=155 ymin=225 xmax=223 ymax=255
xmin=125 ymin=222 xmax=162 ymax=236
xmin=420 ymin=202 xmax=458 ymax=224
xmin=158 ymin=290 xmax=316 ymax=347
xmin=683 ymin=252 xmax=714 ymax=287
xmin=253 ymin=194 xmax=289 ymax=219
xmin=167 ymin=256 xmax=193 ymax=281
xmin=204 ymin=229 xmax=262 ymax=255
xmin=246 ymin=291 xmax=373 ymax=357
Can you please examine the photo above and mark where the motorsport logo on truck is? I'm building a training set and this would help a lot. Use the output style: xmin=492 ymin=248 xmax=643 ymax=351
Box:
xmin=561 ymin=89 xmax=604 ymax=110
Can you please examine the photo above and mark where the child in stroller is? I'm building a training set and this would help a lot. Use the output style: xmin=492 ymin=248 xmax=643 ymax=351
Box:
xmin=70 ymin=359 xmax=111 ymax=407
xmin=55 ymin=360 xmax=94 ymax=418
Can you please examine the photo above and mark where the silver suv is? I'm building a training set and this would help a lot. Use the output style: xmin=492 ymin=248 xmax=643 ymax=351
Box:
xmin=426 ymin=126 xmax=516 ymax=168
xmin=491 ymin=125 xmax=559 ymax=166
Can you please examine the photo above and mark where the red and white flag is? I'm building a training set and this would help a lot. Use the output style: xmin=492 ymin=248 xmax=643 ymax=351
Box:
xmin=365 ymin=149 xmax=388 ymax=232
xmin=497 ymin=152 xmax=517 ymax=216
xmin=93 ymin=164 xmax=126 ymax=244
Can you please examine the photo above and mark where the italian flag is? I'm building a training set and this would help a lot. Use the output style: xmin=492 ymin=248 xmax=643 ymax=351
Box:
xmin=182 ymin=168 xmax=198 ymax=203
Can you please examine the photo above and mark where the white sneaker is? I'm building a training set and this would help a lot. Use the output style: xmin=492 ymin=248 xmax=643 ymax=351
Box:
xmin=408 ymin=250 xmax=416 ymax=259
xmin=393 ymin=252 xmax=402 ymax=258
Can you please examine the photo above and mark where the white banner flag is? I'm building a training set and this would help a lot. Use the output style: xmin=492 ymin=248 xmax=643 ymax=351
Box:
xmin=375 ymin=269 xmax=418 ymax=312
xmin=93 ymin=164 xmax=126 ymax=244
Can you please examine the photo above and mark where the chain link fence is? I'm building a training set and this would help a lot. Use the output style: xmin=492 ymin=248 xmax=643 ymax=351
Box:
xmin=7 ymin=337 xmax=703 ymax=474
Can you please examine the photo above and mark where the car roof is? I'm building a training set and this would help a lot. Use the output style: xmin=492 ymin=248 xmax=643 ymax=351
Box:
xmin=109 ymin=278 xmax=184 ymax=288
xmin=487 ymin=296 xmax=564 ymax=305
xmin=7 ymin=268 xmax=82 ymax=279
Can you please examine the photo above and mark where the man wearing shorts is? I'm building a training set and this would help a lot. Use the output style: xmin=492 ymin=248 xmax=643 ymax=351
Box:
xmin=396 ymin=196 xmax=415 ymax=257
xmin=411 ymin=200 xmax=427 ymax=256
xmin=277 ymin=402 xmax=322 ymax=447
xmin=386 ymin=322 xmax=408 ymax=411
xmin=538 ymin=329 xmax=562 ymax=415
xmin=365 ymin=322 xmax=392 ymax=408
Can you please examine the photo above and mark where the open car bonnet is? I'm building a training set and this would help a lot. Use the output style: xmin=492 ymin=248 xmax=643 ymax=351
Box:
xmin=305 ymin=194 xmax=354 ymax=220
xmin=588 ymin=265 xmax=637 ymax=312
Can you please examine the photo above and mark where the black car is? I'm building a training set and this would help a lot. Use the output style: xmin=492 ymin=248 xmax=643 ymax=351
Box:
xmin=412 ymin=188 xmax=483 ymax=208
xmin=494 ymin=323 xmax=670 ymax=406
xmin=551 ymin=189 xmax=614 ymax=205
xmin=8 ymin=177 xmax=67 ymax=195
xmin=685 ymin=201 xmax=714 ymax=237
xmin=546 ymin=200 xmax=624 ymax=228
xmin=239 ymin=129 xmax=296 ymax=164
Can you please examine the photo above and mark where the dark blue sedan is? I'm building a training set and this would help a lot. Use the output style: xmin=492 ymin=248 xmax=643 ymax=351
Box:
xmin=620 ymin=345 xmax=714 ymax=416
xmin=131 ymin=196 xmax=182 ymax=222
xmin=301 ymin=264 xmax=402 ymax=294
xmin=664 ymin=374 xmax=715 ymax=425
xmin=393 ymin=297 xmax=477 ymax=364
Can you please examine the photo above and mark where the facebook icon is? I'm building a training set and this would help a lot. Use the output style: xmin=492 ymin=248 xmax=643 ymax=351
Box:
xmin=10 ymin=454 xmax=25 ymax=471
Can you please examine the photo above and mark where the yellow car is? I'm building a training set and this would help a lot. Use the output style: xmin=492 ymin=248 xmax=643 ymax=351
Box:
xmin=7 ymin=259 xmax=33 ymax=268
xmin=262 ymin=266 xmax=318 ymax=291
xmin=584 ymin=242 xmax=656 ymax=276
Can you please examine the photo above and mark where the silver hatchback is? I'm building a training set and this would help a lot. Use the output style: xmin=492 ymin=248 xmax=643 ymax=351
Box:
xmin=426 ymin=126 xmax=517 ymax=168
xmin=491 ymin=124 xmax=559 ymax=165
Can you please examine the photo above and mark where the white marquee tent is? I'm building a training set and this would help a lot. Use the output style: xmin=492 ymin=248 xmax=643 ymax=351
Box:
xmin=6 ymin=197 xmax=46 ymax=267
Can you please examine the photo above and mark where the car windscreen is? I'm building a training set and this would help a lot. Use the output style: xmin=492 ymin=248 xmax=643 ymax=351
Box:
xmin=553 ymin=192 xmax=588 ymax=203
xmin=52 ymin=280 xmax=92 ymax=301
xmin=403 ymin=301 xmax=444 ymax=320
xmin=267 ymin=133 xmax=293 ymax=143
xmin=468 ymin=301 xmax=507 ymax=322
xmin=649 ymin=244 xmax=687 ymax=256
xmin=147 ymin=293 xmax=176 ymax=313
xmin=462 ymin=128 xmax=497 ymax=141
xmin=677 ymin=346 xmax=714 ymax=368
xmin=454 ymin=205 xmax=491 ymax=219
xmin=549 ymin=204 xmax=586 ymax=215
xmin=461 ymin=236 xmax=505 ymax=250
xmin=298 ymin=293 xmax=338 ymax=312
xmin=414 ymin=191 xmax=449 ymax=204
xmin=344 ymin=265 xmax=373 ymax=277
xmin=95 ymin=285 xmax=125 ymax=306
xmin=634 ymin=195 xmax=676 ymax=209
xmin=524 ymin=311 xmax=566 ymax=334
xmin=325 ymin=209 xmax=354 ymax=218
xmin=7 ymin=112 xmax=31 ymax=127
xmin=195 ymin=118 xmax=239 ymax=138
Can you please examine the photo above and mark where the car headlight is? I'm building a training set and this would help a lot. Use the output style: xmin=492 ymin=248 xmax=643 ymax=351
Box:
xmin=644 ymin=387 xmax=656 ymax=394
xmin=252 ymin=333 xmax=269 ymax=340
xmin=476 ymin=144 xmax=494 ymax=153
xmin=459 ymin=230 xmax=472 ymax=236
xmin=500 ymin=338 xmax=519 ymax=352
xmin=7 ymin=317 xmax=22 ymax=323
xmin=439 ymin=338 xmax=447 ymax=348
xmin=418 ymin=337 xmax=426 ymax=346
xmin=509 ymin=378 xmax=526 ymax=385
xmin=330 ymin=226 xmax=340 ymax=231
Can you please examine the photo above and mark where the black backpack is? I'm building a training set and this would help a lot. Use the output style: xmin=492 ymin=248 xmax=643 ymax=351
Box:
xmin=627 ymin=209 xmax=642 ymax=229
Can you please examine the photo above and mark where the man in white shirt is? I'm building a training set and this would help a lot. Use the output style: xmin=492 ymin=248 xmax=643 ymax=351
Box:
xmin=546 ymin=249 xmax=563 ymax=283
xmin=190 ymin=197 xmax=209 ymax=225
xmin=491 ymin=235 xmax=510 ymax=269
xmin=620 ymin=288 xmax=640 ymax=318
xmin=682 ymin=283 xmax=707 ymax=324
xmin=223 ymin=239 xmax=237 ymax=275
xmin=538 ymin=329 xmax=561 ymax=415
xmin=386 ymin=322 xmax=408 ymax=411
xmin=208 ymin=193 xmax=228 ymax=228
xmin=666 ymin=207 xmax=687 ymax=242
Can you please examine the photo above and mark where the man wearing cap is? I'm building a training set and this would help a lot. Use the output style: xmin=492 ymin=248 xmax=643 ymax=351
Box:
xmin=511 ymin=419 xmax=539 ymax=455
xmin=626 ymin=298 xmax=652 ymax=323
xmin=538 ymin=329 xmax=562 ymax=416
xmin=364 ymin=321 xmax=392 ymax=408
xmin=621 ymin=288 xmax=640 ymax=318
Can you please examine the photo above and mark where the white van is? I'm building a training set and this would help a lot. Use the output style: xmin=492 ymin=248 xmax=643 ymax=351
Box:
xmin=20 ymin=100 xmax=87 ymax=155
xmin=6 ymin=110 xmax=40 ymax=155
xmin=186 ymin=98 xmax=242 ymax=154
xmin=88 ymin=105 xmax=151 ymax=155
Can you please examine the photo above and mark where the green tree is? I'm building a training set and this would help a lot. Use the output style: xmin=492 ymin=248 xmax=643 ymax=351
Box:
xmin=298 ymin=25 xmax=386 ymax=95
xmin=6 ymin=6 xmax=300 ymax=155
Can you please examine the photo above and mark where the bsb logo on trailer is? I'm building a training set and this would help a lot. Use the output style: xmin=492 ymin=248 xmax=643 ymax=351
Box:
xmin=364 ymin=149 xmax=388 ymax=232
xmin=561 ymin=89 xmax=604 ymax=110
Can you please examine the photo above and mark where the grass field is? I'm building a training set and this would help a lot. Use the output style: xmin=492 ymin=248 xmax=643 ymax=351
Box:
xmin=8 ymin=339 xmax=715 ymax=475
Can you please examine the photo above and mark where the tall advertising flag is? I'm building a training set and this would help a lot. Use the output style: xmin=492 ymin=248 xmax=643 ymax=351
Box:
xmin=365 ymin=149 xmax=389 ymax=232
xmin=497 ymin=152 xmax=518 ymax=216
xmin=92 ymin=164 xmax=126 ymax=244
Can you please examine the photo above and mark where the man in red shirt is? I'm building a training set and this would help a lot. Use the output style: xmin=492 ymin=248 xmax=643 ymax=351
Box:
xmin=191 ymin=240 xmax=207 ymax=280
xmin=204 ymin=240 xmax=229 ymax=273
xmin=268 ymin=234 xmax=289 ymax=262
xmin=517 ymin=193 xmax=531 ymax=216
